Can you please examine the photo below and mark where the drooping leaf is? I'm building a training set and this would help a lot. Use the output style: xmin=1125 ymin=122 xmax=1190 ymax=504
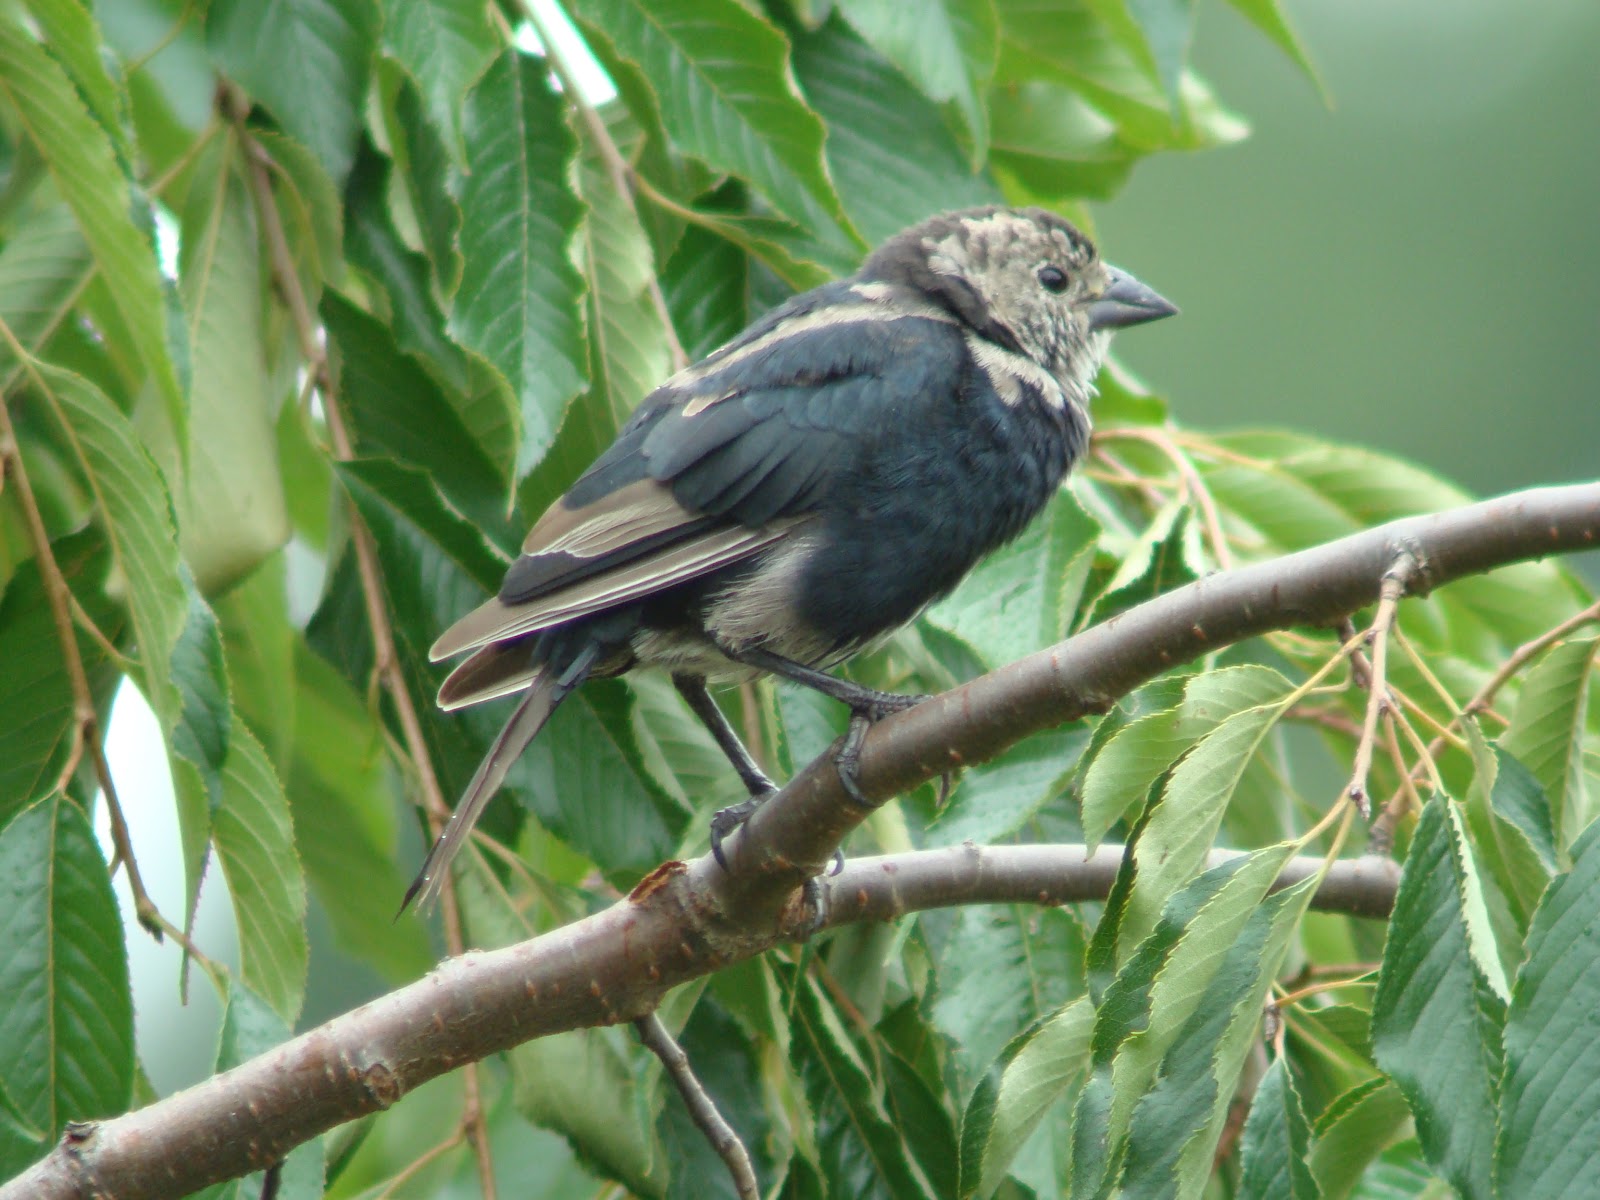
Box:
xmin=212 ymin=722 xmax=308 ymax=1024
xmin=0 ymin=796 xmax=132 ymax=1174
xmin=448 ymin=50 xmax=589 ymax=479
xmin=1371 ymin=796 xmax=1502 ymax=1200
xmin=1500 ymin=635 xmax=1596 ymax=850
xmin=380 ymin=0 xmax=498 ymax=154
xmin=0 ymin=19 xmax=182 ymax=422
xmin=1496 ymin=816 xmax=1600 ymax=1198
xmin=205 ymin=0 xmax=377 ymax=187
xmin=573 ymin=0 xmax=858 ymax=258
xmin=1237 ymin=1056 xmax=1318 ymax=1200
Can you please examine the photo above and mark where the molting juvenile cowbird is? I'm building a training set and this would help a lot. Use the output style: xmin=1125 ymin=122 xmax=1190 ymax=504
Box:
xmin=408 ymin=205 xmax=1175 ymax=910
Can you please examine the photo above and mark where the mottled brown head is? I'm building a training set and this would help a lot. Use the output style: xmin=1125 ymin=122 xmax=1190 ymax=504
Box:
xmin=859 ymin=206 xmax=1174 ymax=402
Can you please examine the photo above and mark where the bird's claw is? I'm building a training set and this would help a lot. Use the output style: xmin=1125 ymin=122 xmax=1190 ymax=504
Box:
xmin=834 ymin=691 xmax=930 ymax=806
xmin=709 ymin=794 xmax=766 ymax=869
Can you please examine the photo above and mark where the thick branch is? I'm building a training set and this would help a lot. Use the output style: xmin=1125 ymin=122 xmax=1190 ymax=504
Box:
xmin=5 ymin=481 xmax=1596 ymax=1200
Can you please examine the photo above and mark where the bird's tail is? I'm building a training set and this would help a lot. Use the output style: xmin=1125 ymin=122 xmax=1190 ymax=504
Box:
xmin=401 ymin=642 xmax=600 ymax=914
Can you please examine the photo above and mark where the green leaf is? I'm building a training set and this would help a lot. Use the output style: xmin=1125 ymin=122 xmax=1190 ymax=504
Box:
xmin=380 ymin=0 xmax=497 ymax=153
xmin=659 ymin=221 xmax=749 ymax=361
xmin=21 ymin=0 xmax=131 ymax=161
xmin=1070 ymin=847 xmax=1293 ymax=1194
xmin=389 ymin=73 xmax=465 ymax=296
xmin=1221 ymin=0 xmax=1322 ymax=95
xmin=44 ymin=364 xmax=187 ymax=723
xmin=283 ymin=644 xmax=433 ymax=983
xmin=783 ymin=14 xmax=1005 ymax=250
xmin=175 ymin=131 xmax=289 ymax=593
xmin=1237 ymin=1057 xmax=1318 ymax=1200
xmin=0 ymin=534 xmax=119 ymax=824
xmin=324 ymin=291 xmax=515 ymax=542
xmin=791 ymin=975 xmax=939 ymax=1200
xmin=1123 ymin=876 xmax=1315 ymax=1199
xmin=961 ymin=997 xmax=1094 ymax=1199
xmin=0 ymin=796 xmax=132 ymax=1169
xmin=927 ymin=723 xmax=1090 ymax=847
xmin=573 ymin=0 xmax=857 ymax=255
xmin=213 ymin=722 xmax=308 ymax=1024
xmin=1500 ymin=636 xmax=1597 ymax=850
xmin=205 ymin=0 xmax=377 ymax=186
xmin=1490 ymin=743 xmax=1559 ymax=875
xmin=449 ymin=50 xmax=590 ymax=479
xmin=1121 ymin=0 xmax=1194 ymax=104
xmin=1122 ymin=702 xmax=1287 ymax=950
xmin=0 ymin=19 xmax=182 ymax=422
xmin=0 ymin=201 xmax=92 ymax=384
xmin=832 ymin=0 xmax=998 ymax=162
xmin=989 ymin=81 xmax=1134 ymax=203
xmin=1080 ymin=665 xmax=1292 ymax=851
xmin=1080 ymin=498 xmax=1205 ymax=627
xmin=574 ymin=118 xmax=674 ymax=427
xmin=1371 ymin=797 xmax=1502 ymax=1200
xmin=930 ymin=906 xmax=1088 ymax=1093
xmin=1496 ymin=816 xmax=1600 ymax=1198
xmin=1307 ymin=1077 xmax=1412 ymax=1200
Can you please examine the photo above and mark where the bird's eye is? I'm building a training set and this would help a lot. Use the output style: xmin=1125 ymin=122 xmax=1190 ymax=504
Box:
xmin=1037 ymin=265 xmax=1069 ymax=294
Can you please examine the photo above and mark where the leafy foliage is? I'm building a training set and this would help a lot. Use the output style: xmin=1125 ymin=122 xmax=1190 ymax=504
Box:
xmin=0 ymin=1 xmax=1596 ymax=1197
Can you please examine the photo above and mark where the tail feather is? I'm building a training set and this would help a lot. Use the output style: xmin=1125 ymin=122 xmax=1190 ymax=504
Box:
xmin=402 ymin=644 xmax=598 ymax=914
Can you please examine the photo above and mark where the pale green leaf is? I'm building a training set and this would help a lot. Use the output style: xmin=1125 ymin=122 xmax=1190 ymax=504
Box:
xmin=213 ymin=723 xmax=308 ymax=1024
xmin=0 ymin=20 xmax=182 ymax=421
xmin=1501 ymin=636 xmax=1596 ymax=850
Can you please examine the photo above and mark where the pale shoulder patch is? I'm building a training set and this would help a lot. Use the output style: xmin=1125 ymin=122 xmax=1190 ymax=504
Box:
xmin=964 ymin=332 xmax=1068 ymax=410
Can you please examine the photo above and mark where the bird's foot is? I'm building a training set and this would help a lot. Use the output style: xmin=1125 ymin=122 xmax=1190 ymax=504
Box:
xmin=709 ymin=790 xmax=771 ymax=870
xmin=834 ymin=690 xmax=931 ymax=807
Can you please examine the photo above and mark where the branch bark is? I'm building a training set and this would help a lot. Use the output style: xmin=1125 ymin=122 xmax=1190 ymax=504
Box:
xmin=5 ymin=481 xmax=1596 ymax=1200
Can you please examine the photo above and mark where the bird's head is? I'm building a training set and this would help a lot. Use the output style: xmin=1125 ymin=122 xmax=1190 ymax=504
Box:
xmin=859 ymin=206 xmax=1176 ymax=400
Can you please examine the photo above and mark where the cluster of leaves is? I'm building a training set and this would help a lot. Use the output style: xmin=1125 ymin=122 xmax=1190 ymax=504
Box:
xmin=0 ymin=0 xmax=1597 ymax=1198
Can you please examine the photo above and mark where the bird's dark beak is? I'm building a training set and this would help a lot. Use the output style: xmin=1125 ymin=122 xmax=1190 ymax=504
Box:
xmin=1087 ymin=267 xmax=1178 ymax=331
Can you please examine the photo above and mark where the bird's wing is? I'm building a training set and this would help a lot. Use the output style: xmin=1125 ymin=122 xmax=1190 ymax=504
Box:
xmin=431 ymin=299 xmax=968 ymax=667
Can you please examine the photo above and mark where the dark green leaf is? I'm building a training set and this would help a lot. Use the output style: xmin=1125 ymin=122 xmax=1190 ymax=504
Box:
xmin=0 ymin=796 xmax=132 ymax=1167
xmin=1490 ymin=743 xmax=1559 ymax=874
xmin=1237 ymin=1056 xmax=1318 ymax=1200
xmin=1496 ymin=816 xmax=1600 ymax=1198
xmin=1371 ymin=797 xmax=1502 ymax=1200
xmin=449 ymin=51 xmax=589 ymax=479
xmin=833 ymin=0 xmax=997 ymax=160
xmin=792 ymin=17 xmax=1000 ymax=245
xmin=0 ymin=534 xmax=119 ymax=824
xmin=205 ymin=0 xmax=377 ymax=186
xmin=380 ymin=0 xmax=498 ymax=153
xmin=1307 ymin=1077 xmax=1411 ymax=1200
xmin=573 ymin=0 xmax=857 ymax=255
xmin=324 ymin=291 xmax=516 ymax=542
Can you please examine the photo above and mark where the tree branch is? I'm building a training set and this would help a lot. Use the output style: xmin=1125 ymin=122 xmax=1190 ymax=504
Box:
xmin=5 ymin=481 xmax=1596 ymax=1200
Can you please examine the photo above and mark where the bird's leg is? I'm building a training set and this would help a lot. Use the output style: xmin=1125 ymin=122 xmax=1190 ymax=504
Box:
xmin=719 ymin=646 xmax=929 ymax=807
xmin=673 ymin=674 xmax=777 ymax=869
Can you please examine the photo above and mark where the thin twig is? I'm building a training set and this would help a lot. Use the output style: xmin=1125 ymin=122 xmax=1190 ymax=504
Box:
xmin=635 ymin=1014 xmax=759 ymax=1200
xmin=0 ymin=322 xmax=167 ymax=938
xmin=1373 ymin=596 xmax=1600 ymax=846
xmin=1345 ymin=556 xmax=1415 ymax=817
xmin=1096 ymin=425 xmax=1234 ymax=568
xmin=230 ymin=101 xmax=498 ymax=1197
xmin=373 ymin=1129 xmax=466 ymax=1199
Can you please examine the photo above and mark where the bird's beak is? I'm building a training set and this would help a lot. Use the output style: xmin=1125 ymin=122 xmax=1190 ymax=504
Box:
xmin=1086 ymin=267 xmax=1178 ymax=331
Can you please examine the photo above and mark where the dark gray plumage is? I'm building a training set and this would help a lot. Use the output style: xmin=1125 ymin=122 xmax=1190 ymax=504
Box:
xmin=407 ymin=205 xmax=1176 ymax=910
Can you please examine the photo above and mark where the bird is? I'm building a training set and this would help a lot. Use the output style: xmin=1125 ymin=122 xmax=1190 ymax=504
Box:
xmin=406 ymin=205 xmax=1176 ymax=911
